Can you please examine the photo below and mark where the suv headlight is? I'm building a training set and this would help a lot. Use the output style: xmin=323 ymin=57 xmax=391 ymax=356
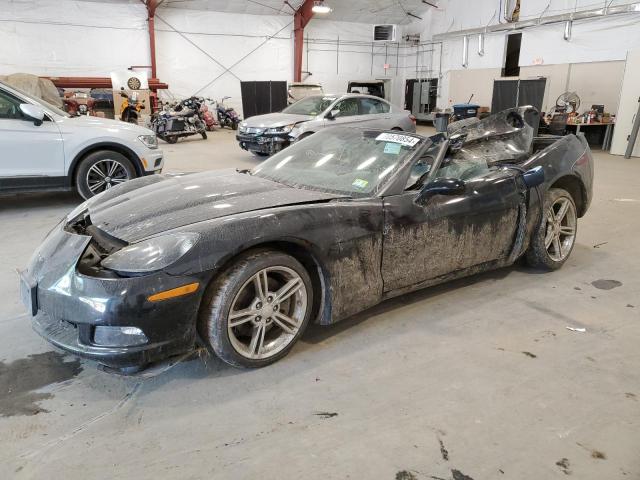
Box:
xmin=101 ymin=233 xmax=198 ymax=274
xmin=265 ymin=123 xmax=295 ymax=134
xmin=138 ymin=134 xmax=158 ymax=149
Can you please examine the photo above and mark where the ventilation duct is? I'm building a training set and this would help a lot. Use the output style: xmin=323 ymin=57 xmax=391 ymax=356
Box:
xmin=433 ymin=2 xmax=640 ymax=40
xmin=373 ymin=24 xmax=397 ymax=42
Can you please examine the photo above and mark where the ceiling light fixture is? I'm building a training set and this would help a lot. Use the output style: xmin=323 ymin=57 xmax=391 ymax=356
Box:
xmin=312 ymin=0 xmax=331 ymax=14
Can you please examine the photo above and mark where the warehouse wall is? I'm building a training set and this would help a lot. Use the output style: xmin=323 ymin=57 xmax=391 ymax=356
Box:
xmin=154 ymin=7 xmax=292 ymax=115
xmin=0 ymin=0 xmax=410 ymax=118
xmin=303 ymin=21 xmax=406 ymax=106
xmin=407 ymin=0 xmax=640 ymax=113
xmin=0 ymin=0 xmax=149 ymax=76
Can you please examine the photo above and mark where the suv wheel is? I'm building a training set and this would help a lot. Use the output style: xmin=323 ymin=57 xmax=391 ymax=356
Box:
xmin=75 ymin=150 xmax=136 ymax=199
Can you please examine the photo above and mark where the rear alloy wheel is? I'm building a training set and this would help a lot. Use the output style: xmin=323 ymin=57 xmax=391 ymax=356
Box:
xmin=75 ymin=150 xmax=136 ymax=199
xmin=526 ymin=188 xmax=577 ymax=270
xmin=198 ymin=250 xmax=313 ymax=368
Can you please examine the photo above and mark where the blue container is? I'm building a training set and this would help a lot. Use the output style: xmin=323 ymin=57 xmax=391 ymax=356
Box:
xmin=453 ymin=103 xmax=479 ymax=119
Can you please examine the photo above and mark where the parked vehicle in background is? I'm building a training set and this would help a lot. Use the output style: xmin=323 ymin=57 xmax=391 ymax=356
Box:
xmin=237 ymin=93 xmax=416 ymax=156
xmin=152 ymin=96 xmax=208 ymax=144
xmin=119 ymin=88 xmax=146 ymax=124
xmin=288 ymin=82 xmax=323 ymax=104
xmin=216 ymin=97 xmax=241 ymax=130
xmin=347 ymin=80 xmax=387 ymax=99
xmin=200 ymin=98 xmax=219 ymax=131
xmin=0 ymin=80 xmax=163 ymax=199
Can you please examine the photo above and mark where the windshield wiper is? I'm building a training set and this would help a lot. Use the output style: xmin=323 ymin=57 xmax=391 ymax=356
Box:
xmin=236 ymin=168 xmax=251 ymax=175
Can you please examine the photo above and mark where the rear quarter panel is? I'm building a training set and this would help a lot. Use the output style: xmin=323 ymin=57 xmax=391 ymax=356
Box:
xmin=521 ymin=134 xmax=593 ymax=215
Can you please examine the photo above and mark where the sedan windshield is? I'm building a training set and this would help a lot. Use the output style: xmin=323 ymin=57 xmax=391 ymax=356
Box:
xmin=252 ymin=128 xmax=424 ymax=196
xmin=282 ymin=95 xmax=336 ymax=116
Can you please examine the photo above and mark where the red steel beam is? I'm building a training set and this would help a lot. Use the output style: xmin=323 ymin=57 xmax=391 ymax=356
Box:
xmin=43 ymin=77 xmax=169 ymax=90
xmin=293 ymin=0 xmax=315 ymax=82
xmin=146 ymin=0 xmax=158 ymax=79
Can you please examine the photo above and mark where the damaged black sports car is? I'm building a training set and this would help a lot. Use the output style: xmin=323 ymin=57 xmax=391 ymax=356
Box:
xmin=20 ymin=107 xmax=593 ymax=372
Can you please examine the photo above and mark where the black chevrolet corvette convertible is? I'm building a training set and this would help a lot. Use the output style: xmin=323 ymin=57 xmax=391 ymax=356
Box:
xmin=20 ymin=107 xmax=593 ymax=372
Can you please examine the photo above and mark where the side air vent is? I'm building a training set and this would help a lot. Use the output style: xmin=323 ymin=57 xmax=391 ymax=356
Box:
xmin=373 ymin=24 xmax=396 ymax=42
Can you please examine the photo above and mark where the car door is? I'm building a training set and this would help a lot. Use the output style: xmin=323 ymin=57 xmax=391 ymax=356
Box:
xmin=356 ymin=97 xmax=392 ymax=129
xmin=324 ymin=97 xmax=369 ymax=128
xmin=0 ymin=88 xmax=65 ymax=182
xmin=381 ymin=149 xmax=523 ymax=292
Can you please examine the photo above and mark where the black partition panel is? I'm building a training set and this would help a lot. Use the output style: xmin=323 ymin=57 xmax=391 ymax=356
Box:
xmin=240 ymin=81 xmax=287 ymax=119
xmin=517 ymin=78 xmax=547 ymax=112
xmin=491 ymin=78 xmax=547 ymax=114
xmin=491 ymin=79 xmax=519 ymax=113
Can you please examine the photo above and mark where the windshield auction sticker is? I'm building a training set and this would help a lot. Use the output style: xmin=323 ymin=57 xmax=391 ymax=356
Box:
xmin=375 ymin=132 xmax=420 ymax=147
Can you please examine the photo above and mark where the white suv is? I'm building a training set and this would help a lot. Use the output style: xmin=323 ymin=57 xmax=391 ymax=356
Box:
xmin=0 ymin=81 xmax=164 ymax=199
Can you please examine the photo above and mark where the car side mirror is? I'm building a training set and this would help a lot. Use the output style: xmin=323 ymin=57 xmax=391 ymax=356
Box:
xmin=19 ymin=104 xmax=45 ymax=126
xmin=414 ymin=177 xmax=466 ymax=205
xmin=522 ymin=166 xmax=544 ymax=188
xmin=327 ymin=109 xmax=341 ymax=120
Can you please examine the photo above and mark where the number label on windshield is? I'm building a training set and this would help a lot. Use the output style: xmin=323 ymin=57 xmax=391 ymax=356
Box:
xmin=376 ymin=132 xmax=420 ymax=147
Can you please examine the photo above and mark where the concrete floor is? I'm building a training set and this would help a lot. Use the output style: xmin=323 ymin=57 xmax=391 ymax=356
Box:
xmin=1 ymin=126 xmax=639 ymax=479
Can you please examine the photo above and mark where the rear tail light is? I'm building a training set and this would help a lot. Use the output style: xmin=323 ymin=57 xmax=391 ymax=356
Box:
xmin=409 ymin=115 xmax=417 ymax=125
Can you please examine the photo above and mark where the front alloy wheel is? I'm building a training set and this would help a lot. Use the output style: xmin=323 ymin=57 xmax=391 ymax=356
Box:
xmin=75 ymin=150 xmax=136 ymax=199
xmin=86 ymin=159 xmax=131 ymax=195
xmin=198 ymin=250 xmax=313 ymax=368
xmin=227 ymin=267 xmax=307 ymax=360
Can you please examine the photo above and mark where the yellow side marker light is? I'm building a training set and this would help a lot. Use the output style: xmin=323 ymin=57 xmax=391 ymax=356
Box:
xmin=141 ymin=157 xmax=148 ymax=169
xmin=148 ymin=282 xmax=199 ymax=302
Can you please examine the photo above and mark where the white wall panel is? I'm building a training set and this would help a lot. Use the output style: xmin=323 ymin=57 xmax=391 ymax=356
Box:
xmin=520 ymin=15 xmax=640 ymax=66
xmin=0 ymin=0 xmax=149 ymax=76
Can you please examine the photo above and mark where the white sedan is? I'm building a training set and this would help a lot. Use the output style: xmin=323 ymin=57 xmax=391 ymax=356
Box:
xmin=0 ymin=80 xmax=164 ymax=199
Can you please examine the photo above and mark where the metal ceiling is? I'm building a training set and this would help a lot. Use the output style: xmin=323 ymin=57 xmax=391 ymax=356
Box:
xmin=77 ymin=0 xmax=437 ymax=24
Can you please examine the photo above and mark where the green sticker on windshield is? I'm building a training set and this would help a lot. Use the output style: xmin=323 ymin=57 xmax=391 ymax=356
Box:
xmin=384 ymin=142 xmax=402 ymax=154
xmin=352 ymin=178 xmax=369 ymax=189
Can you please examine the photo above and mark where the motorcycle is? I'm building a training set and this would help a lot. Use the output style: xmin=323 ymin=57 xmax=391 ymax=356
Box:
xmin=119 ymin=87 xmax=145 ymax=124
xmin=200 ymin=98 xmax=219 ymax=131
xmin=151 ymin=96 xmax=208 ymax=144
xmin=216 ymin=96 xmax=241 ymax=130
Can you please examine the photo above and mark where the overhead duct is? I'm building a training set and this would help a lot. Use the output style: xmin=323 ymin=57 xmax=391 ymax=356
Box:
xmin=433 ymin=2 xmax=640 ymax=40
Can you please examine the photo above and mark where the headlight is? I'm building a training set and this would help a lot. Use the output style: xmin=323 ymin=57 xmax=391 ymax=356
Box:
xmin=265 ymin=123 xmax=295 ymax=134
xmin=138 ymin=134 xmax=158 ymax=149
xmin=101 ymin=232 xmax=198 ymax=274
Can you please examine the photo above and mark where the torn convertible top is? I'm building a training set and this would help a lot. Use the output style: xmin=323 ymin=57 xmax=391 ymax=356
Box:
xmin=451 ymin=106 xmax=539 ymax=165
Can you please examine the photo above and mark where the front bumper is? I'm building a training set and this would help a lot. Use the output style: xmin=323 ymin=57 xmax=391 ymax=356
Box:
xmin=236 ymin=132 xmax=292 ymax=155
xmin=141 ymin=148 xmax=164 ymax=173
xmin=20 ymin=224 xmax=204 ymax=369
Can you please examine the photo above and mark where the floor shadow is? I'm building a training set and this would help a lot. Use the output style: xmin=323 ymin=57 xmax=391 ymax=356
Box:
xmin=0 ymin=191 xmax=81 ymax=210
xmin=302 ymin=265 xmax=515 ymax=344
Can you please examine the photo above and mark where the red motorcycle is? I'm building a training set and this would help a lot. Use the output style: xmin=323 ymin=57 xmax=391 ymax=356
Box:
xmin=199 ymin=98 xmax=219 ymax=131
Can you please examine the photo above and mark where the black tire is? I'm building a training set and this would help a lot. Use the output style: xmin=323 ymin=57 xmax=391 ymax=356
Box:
xmin=526 ymin=188 xmax=578 ymax=270
xmin=165 ymin=135 xmax=178 ymax=144
xmin=231 ymin=121 xmax=239 ymax=131
xmin=252 ymin=151 xmax=270 ymax=157
xmin=201 ymin=131 xmax=208 ymax=139
xmin=391 ymin=127 xmax=403 ymax=131
xmin=198 ymin=250 xmax=314 ymax=368
xmin=75 ymin=150 xmax=137 ymax=199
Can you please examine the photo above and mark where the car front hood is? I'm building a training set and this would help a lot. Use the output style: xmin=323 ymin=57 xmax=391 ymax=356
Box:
xmin=56 ymin=115 xmax=154 ymax=135
xmin=86 ymin=169 xmax=342 ymax=242
xmin=242 ymin=113 xmax=312 ymax=129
